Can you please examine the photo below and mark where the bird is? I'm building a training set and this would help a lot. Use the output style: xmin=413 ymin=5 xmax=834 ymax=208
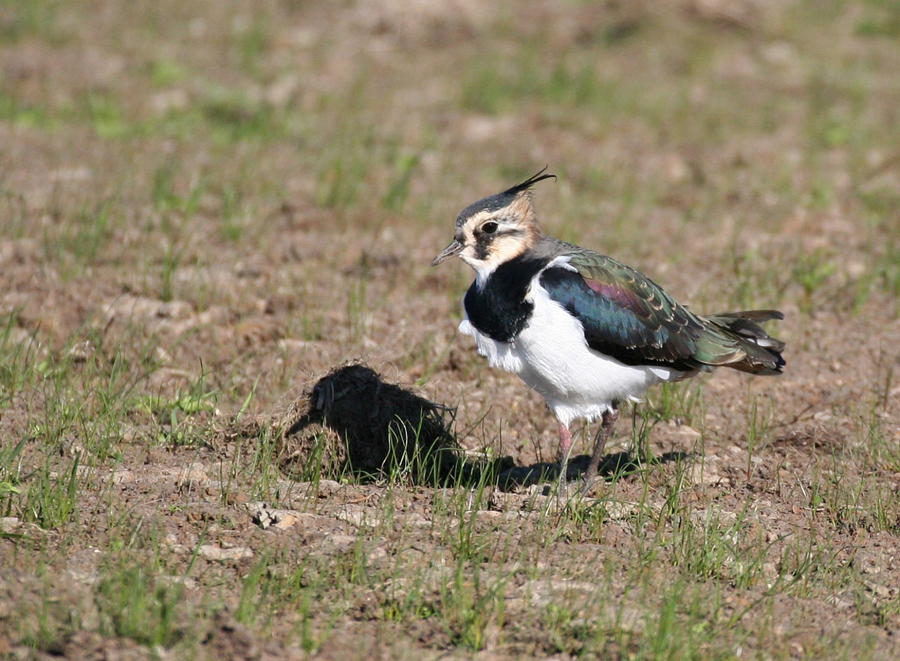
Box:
xmin=432 ymin=168 xmax=785 ymax=484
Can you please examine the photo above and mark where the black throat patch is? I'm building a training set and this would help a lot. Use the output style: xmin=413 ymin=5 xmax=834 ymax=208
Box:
xmin=463 ymin=254 xmax=551 ymax=343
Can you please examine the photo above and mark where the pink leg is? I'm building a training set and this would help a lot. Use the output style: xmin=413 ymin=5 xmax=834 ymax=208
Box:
xmin=558 ymin=422 xmax=573 ymax=462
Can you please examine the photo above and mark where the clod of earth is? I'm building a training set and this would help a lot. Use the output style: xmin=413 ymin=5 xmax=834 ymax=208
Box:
xmin=277 ymin=363 xmax=473 ymax=484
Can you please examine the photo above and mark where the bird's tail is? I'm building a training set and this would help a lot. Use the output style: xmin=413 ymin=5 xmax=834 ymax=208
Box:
xmin=697 ymin=310 xmax=786 ymax=375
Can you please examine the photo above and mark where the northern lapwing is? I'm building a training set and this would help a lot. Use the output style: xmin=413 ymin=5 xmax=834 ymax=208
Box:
xmin=432 ymin=169 xmax=785 ymax=483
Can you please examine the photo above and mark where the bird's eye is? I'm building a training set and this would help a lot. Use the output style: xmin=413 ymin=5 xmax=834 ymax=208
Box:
xmin=481 ymin=221 xmax=499 ymax=235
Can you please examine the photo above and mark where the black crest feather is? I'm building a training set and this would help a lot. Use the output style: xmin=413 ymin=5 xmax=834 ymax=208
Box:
xmin=455 ymin=166 xmax=558 ymax=226
xmin=503 ymin=166 xmax=557 ymax=196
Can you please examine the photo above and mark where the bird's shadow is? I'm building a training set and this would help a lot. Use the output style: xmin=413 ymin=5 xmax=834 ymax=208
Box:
xmin=491 ymin=450 xmax=693 ymax=492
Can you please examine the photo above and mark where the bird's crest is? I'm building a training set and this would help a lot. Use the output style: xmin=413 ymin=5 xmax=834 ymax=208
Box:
xmin=453 ymin=166 xmax=557 ymax=238
xmin=502 ymin=167 xmax=557 ymax=197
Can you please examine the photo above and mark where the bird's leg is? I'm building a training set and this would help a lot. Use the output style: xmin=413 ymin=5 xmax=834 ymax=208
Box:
xmin=559 ymin=422 xmax=572 ymax=468
xmin=583 ymin=406 xmax=620 ymax=482
xmin=558 ymin=421 xmax=573 ymax=459
xmin=547 ymin=421 xmax=577 ymax=499
xmin=557 ymin=421 xmax=573 ymax=481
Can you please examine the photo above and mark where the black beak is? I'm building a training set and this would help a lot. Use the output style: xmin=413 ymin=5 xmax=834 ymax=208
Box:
xmin=432 ymin=239 xmax=464 ymax=266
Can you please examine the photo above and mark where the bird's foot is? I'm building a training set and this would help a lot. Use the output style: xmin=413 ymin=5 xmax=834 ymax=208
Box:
xmin=550 ymin=470 xmax=586 ymax=502
xmin=578 ymin=473 xmax=600 ymax=497
xmin=552 ymin=459 xmax=600 ymax=499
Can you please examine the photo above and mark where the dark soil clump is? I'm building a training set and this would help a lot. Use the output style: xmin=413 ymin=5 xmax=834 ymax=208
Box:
xmin=278 ymin=363 xmax=466 ymax=484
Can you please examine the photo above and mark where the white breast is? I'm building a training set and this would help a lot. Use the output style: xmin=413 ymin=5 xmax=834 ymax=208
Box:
xmin=459 ymin=277 xmax=687 ymax=427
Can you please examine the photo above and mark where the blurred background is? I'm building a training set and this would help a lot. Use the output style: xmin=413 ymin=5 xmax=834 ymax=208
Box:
xmin=2 ymin=0 xmax=899 ymax=420
xmin=2 ymin=2 xmax=900 ymax=657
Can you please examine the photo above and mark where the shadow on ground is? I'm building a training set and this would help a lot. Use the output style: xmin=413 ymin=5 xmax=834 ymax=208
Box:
xmin=498 ymin=450 xmax=692 ymax=493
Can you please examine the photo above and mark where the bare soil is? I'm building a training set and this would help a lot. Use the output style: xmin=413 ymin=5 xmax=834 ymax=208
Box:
xmin=2 ymin=1 xmax=900 ymax=659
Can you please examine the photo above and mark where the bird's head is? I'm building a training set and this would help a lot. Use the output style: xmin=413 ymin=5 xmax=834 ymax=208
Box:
xmin=432 ymin=168 xmax=556 ymax=283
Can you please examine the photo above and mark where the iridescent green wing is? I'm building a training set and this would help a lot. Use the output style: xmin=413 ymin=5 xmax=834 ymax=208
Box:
xmin=539 ymin=251 xmax=744 ymax=369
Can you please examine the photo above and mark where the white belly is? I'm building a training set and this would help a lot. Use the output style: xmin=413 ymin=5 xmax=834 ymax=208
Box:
xmin=459 ymin=282 xmax=687 ymax=427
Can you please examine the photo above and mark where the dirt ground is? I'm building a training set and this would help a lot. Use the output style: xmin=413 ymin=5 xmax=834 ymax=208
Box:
xmin=2 ymin=1 xmax=900 ymax=659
